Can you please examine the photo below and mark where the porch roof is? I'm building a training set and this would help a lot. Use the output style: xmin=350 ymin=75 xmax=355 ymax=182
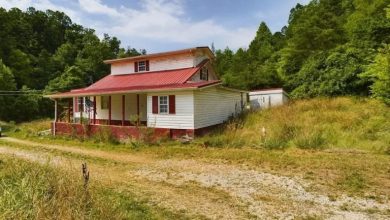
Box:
xmin=45 ymin=67 xmax=222 ymax=98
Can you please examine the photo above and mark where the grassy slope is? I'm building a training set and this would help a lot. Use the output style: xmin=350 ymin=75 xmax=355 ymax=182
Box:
xmin=199 ymin=97 xmax=390 ymax=151
xmin=2 ymin=97 xmax=390 ymax=199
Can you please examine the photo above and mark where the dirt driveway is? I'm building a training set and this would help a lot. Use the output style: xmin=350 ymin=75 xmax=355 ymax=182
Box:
xmin=0 ymin=137 xmax=389 ymax=220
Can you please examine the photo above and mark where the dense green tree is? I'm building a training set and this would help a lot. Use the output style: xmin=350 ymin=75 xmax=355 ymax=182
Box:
xmin=0 ymin=7 xmax=143 ymax=122
xmin=361 ymin=44 xmax=390 ymax=104
xmin=0 ymin=60 xmax=16 ymax=121
xmin=7 ymin=86 xmax=41 ymax=122
xmin=214 ymin=0 xmax=390 ymax=103
xmin=45 ymin=66 xmax=86 ymax=92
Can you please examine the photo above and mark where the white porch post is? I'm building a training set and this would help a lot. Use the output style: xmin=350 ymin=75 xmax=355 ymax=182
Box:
xmin=53 ymin=99 xmax=57 ymax=136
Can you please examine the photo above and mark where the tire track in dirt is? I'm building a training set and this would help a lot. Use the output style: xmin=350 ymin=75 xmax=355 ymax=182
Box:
xmin=1 ymin=137 xmax=389 ymax=219
xmin=0 ymin=141 xmax=253 ymax=220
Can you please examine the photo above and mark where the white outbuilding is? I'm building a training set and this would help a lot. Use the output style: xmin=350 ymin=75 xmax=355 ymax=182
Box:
xmin=249 ymin=88 xmax=288 ymax=109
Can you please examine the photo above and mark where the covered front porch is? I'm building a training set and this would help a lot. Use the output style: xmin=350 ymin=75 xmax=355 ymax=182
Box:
xmin=54 ymin=93 xmax=147 ymax=126
xmin=51 ymin=93 xmax=170 ymax=140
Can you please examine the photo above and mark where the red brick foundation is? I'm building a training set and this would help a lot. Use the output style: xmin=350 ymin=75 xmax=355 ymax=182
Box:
xmin=52 ymin=122 xmax=221 ymax=140
xmin=170 ymin=129 xmax=195 ymax=139
xmin=53 ymin=122 xmax=170 ymax=140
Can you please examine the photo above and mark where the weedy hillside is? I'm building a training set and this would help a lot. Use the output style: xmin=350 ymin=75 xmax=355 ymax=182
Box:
xmin=200 ymin=97 xmax=390 ymax=153
xmin=0 ymin=97 xmax=389 ymax=219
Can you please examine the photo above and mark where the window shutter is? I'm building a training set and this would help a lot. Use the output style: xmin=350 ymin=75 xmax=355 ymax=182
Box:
xmin=152 ymin=96 xmax=158 ymax=114
xmin=74 ymin=97 xmax=78 ymax=112
xmin=146 ymin=60 xmax=150 ymax=71
xmin=134 ymin=61 xmax=138 ymax=72
xmin=169 ymin=95 xmax=176 ymax=114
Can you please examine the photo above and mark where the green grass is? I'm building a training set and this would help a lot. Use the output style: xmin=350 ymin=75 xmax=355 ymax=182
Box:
xmin=6 ymin=97 xmax=390 ymax=153
xmin=198 ymin=97 xmax=390 ymax=152
xmin=0 ymin=155 xmax=188 ymax=220
xmin=1 ymin=97 xmax=390 ymax=198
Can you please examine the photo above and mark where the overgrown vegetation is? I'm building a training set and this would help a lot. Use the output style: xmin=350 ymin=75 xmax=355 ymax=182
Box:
xmin=199 ymin=97 xmax=390 ymax=152
xmin=0 ymin=155 xmax=182 ymax=219
xmin=214 ymin=0 xmax=390 ymax=101
xmin=1 ymin=97 xmax=389 ymax=200
xmin=6 ymin=97 xmax=390 ymax=154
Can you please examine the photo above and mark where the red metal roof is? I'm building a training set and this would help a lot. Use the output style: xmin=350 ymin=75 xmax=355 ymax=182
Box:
xmin=46 ymin=64 xmax=221 ymax=98
xmin=87 ymin=67 xmax=198 ymax=91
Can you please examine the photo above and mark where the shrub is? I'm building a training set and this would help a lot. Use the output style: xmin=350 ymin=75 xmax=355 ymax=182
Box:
xmin=263 ymin=138 xmax=289 ymax=149
xmin=202 ymin=135 xmax=228 ymax=148
xmin=293 ymin=130 xmax=327 ymax=149
xmin=93 ymin=127 xmax=119 ymax=145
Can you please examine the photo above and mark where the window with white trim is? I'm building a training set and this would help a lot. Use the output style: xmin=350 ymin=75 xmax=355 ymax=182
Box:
xmin=159 ymin=96 xmax=168 ymax=114
xmin=138 ymin=60 xmax=146 ymax=72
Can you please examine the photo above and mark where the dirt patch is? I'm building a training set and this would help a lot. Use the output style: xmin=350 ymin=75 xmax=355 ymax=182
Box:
xmin=1 ymin=137 xmax=389 ymax=219
xmin=1 ymin=137 xmax=152 ymax=164
xmin=134 ymin=159 xmax=390 ymax=219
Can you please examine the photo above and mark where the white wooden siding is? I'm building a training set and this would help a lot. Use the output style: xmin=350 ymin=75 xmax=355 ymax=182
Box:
xmin=188 ymin=62 xmax=218 ymax=82
xmin=194 ymin=54 xmax=208 ymax=66
xmin=149 ymin=54 xmax=194 ymax=72
xmin=146 ymin=91 xmax=194 ymax=129
xmin=194 ymin=87 xmax=244 ymax=129
xmin=111 ymin=54 xmax=194 ymax=75
xmin=111 ymin=52 xmax=212 ymax=75
xmin=111 ymin=62 xmax=135 ymax=75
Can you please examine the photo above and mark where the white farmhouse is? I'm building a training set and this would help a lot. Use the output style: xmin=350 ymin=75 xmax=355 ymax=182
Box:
xmin=46 ymin=47 xmax=247 ymax=139
xmin=249 ymin=88 xmax=288 ymax=109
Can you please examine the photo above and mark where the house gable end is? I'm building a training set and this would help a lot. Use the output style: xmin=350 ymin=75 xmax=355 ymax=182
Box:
xmin=109 ymin=47 xmax=214 ymax=75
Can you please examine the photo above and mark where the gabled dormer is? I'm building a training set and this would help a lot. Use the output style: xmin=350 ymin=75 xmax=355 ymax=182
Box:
xmin=103 ymin=47 xmax=216 ymax=80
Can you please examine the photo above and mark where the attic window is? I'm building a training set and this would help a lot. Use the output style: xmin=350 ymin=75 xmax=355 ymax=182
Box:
xmin=135 ymin=60 xmax=149 ymax=72
xmin=200 ymin=67 xmax=208 ymax=80
xmin=138 ymin=61 xmax=146 ymax=71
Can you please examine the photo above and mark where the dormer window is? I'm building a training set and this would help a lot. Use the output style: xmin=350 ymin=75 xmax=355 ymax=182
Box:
xmin=138 ymin=61 xmax=146 ymax=71
xmin=135 ymin=60 xmax=149 ymax=72
xmin=200 ymin=67 xmax=208 ymax=80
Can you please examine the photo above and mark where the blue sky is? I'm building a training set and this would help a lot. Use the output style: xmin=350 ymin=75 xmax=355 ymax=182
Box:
xmin=0 ymin=0 xmax=311 ymax=53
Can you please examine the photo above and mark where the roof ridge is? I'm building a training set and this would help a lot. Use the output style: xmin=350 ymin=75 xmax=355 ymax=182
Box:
xmin=104 ymin=46 xmax=213 ymax=64
xmin=110 ymin=66 xmax=196 ymax=77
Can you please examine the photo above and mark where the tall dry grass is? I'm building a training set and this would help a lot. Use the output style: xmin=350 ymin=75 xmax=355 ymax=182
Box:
xmin=200 ymin=97 xmax=390 ymax=152
xmin=0 ymin=156 xmax=121 ymax=219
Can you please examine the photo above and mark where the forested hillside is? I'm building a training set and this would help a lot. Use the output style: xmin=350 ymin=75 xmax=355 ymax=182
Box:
xmin=214 ymin=0 xmax=390 ymax=102
xmin=0 ymin=7 xmax=143 ymax=122
xmin=0 ymin=0 xmax=389 ymax=123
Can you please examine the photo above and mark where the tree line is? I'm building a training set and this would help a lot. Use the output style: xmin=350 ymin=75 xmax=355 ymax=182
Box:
xmin=213 ymin=0 xmax=390 ymax=104
xmin=0 ymin=7 xmax=143 ymax=122
xmin=0 ymin=0 xmax=389 ymax=122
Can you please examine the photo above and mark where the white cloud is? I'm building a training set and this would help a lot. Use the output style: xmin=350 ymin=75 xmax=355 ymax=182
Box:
xmin=0 ymin=0 xmax=81 ymax=22
xmin=0 ymin=0 xmax=257 ymax=50
xmin=89 ymin=0 xmax=256 ymax=50
xmin=78 ymin=0 xmax=120 ymax=17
